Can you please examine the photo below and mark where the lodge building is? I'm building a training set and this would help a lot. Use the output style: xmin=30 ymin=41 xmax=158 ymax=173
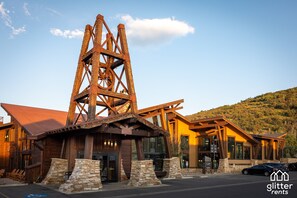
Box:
xmin=0 ymin=100 xmax=286 ymax=183
xmin=0 ymin=14 xmax=287 ymax=191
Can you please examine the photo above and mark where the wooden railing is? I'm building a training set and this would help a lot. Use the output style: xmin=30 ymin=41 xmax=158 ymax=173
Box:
xmin=25 ymin=163 xmax=41 ymax=183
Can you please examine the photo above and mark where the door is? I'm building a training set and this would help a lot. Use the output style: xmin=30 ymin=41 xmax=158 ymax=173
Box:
xmin=93 ymin=153 xmax=118 ymax=182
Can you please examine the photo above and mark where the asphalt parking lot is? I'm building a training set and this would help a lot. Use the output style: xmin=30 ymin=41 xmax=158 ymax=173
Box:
xmin=1 ymin=172 xmax=297 ymax=198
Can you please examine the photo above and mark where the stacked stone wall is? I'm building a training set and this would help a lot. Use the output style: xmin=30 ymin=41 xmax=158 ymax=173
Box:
xmin=128 ymin=160 xmax=161 ymax=187
xmin=59 ymin=159 xmax=102 ymax=193
xmin=163 ymin=157 xmax=182 ymax=179
xmin=42 ymin=158 xmax=68 ymax=185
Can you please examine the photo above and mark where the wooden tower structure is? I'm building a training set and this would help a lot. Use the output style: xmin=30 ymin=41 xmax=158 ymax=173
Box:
xmin=67 ymin=14 xmax=138 ymax=126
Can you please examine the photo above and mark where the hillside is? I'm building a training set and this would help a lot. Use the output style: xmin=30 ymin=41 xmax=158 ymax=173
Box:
xmin=187 ymin=87 xmax=297 ymax=135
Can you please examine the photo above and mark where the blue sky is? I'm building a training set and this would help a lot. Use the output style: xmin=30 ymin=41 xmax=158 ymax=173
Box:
xmin=0 ymin=0 xmax=297 ymax=122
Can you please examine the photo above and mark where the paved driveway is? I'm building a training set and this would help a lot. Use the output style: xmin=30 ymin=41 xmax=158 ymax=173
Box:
xmin=1 ymin=172 xmax=297 ymax=198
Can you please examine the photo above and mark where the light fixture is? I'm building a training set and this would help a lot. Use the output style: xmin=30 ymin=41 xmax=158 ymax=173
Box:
xmin=114 ymin=141 xmax=117 ymax=147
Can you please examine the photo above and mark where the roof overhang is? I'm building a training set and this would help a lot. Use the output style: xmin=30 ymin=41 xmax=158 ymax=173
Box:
xmin=0 ymin=122 xmax=13 ymax=130
xmin=31 ymin=113 xmax=169 ymax=140
xmin=190 ymin=116 xmax=259 ymax=144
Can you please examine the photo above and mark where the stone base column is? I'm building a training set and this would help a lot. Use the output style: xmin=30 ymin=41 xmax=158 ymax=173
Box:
xmin=120 ymin=159 xmax=128 ymax=181
xmin=42 ymin=158 xmax=68 ymax=185
xmin=163 ymin=157 xmax=182 ymax=179
xmin=217 ymin=158 xmax=230 ymax=173
xmin=59 ymin=159 xmax=102 ymax=193
xmin=128 ymin=160 xmax=161 ymax=187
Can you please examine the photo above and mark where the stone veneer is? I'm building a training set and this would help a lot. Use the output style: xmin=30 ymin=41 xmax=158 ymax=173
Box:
xmin=42 ymin=158 xmax=68 ymax=185
xmin=59 ymin=159 xmax=102 ymax=193
xmin=163 ymin=157 xmax=182 ymax=179
xmin=128 ymin=160 xmax=161 ymax=187
xmin=217 ymin=158 xmax=230 ymax=173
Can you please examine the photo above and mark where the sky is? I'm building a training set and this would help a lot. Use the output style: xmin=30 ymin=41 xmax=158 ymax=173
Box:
xmin=0 ymin=0 xmax=297 ymax=123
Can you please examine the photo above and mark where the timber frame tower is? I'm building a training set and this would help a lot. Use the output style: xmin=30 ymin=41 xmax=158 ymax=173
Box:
xmin=67 ymin=14 xmax=138 ymax=125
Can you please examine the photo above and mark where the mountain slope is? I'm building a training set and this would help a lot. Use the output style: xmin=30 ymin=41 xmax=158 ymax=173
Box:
xmin=187 ymin=87 xmax=297 ymax=135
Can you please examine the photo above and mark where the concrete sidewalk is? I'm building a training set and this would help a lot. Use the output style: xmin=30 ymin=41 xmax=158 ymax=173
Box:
xmin=0 ymin=178 xmax=27 ymax=186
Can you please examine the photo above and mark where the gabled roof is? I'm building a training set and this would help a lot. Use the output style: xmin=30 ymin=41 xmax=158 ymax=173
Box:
xmin=1 ymin=103 xmax=68 ymax=136
xmin=36 ymin=112 xmax=169 ymax=140
xmin=252 ymin=133 xmax=287 ymax=141
xmin=190 ymin=116 xmax=259 ymax=144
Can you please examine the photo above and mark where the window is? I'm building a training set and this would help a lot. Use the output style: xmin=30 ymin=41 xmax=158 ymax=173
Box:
xmin=235 ymin=142 xmax=243 ymax=159
xmin=143 ymin=137 xmax=165 ymax=154
xmin=180 ymin=136 xmax=189 ymax=168
xmin=253 ymin=145 xmax=262 ymax=160
xmin=4 ymin=130 xmax=9 ymax=142
xmin=198 ymin=137 xmax=210 ymax=151
xmin=228 ymin=137 xmax=235 ymax=159
xmin=143 ymin=137 xmax=166 ymax=171
xmin=244 ymin=146 xmax=251 ymax=160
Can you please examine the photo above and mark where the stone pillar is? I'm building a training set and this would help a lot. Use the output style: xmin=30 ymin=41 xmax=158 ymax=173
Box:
xmin=59 ymin=159 xmax=102 ymax=193
xmin=42 ymin=158 xmax=68 ymax=185
xmin=120 ymin=159 xmax=128 ymax=181
xmin=128 ymin=160 xmax=161 ymax=187
xmin=217 ymin=158 xmax=230 ymax=173
xmin=163 ymin=157 xmax=182 ymax=179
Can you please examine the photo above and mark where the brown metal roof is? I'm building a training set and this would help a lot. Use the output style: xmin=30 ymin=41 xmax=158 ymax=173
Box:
xmin=1 ymin=103 xmax=68 ymax=136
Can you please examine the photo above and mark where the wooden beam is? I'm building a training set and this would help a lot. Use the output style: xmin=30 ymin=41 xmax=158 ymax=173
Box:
xmin=138 ymin=99 xmax=184 ymax=114
xmin=118 ymin=24 xmax=138 ymax=113
xmin=68 ymin=136 xmax=77 ymax=171
xmin=189 ymin=122 xmax=228 ymax=130
xmin=135 ymin=138 xmax=144 ymax=160
xmin=60 ymin=138 xmax=65 ymax=158
xmin=78 ymin=98 xmax=127 ymax=107
xmin=73 ymin=89 xmax=89 ymax=102
xmin=88 ymin=15 xmax=104 ymax=121
xmin=111 ymin=60 xmax=124 ymax=70
xmin=98 ymin=89 xmax=130 ymax=100
xmin=217 ymin=128 xmax=226 ymax=159
xmin=101 ymin=48 xmax=125 ymax=60
xmin=67 ymin=25 xmax=92 ymax=125
xmin=84 ymin=134 xmax=94 ymax=159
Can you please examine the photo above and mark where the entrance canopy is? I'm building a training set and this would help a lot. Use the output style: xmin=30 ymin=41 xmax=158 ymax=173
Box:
xmin=39 ymin=113 xmax=169 ymax=140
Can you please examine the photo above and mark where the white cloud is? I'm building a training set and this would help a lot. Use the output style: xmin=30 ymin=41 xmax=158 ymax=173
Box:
xmin=0 ymin=2 xmax=26 ymax=37
xmin=46 ymin=8 xmax=62 ymax=17
xmin=50 ymin=28 xmax=84 ymax=39
xmin=23 ymin=3 xmax=31 ymax=16
xmin=120 ymin=15 xmax=195 ymax=46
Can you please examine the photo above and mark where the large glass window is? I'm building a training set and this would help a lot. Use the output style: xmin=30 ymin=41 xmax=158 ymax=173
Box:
xmin=180 ymin=136 xmax=189 ymax=168
xmin=198 ymin=137 xmax=210 ymax=151
xmin=143 ymin=137 xmax=165 ymax=171
xmin=253 ymin=145 xmax=262 ymax=160
xmin=244 ymin=146 xmax=251 ymax=159
xmin=228 ymin=137 xmax=235 ymax=159
xmin=235 ymin=142 xmax=243 ymax=159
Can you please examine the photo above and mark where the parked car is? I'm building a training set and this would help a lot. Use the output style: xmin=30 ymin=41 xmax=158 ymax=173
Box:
xmin=288 ymin=163 xmax=297 ymax=171
xmin=263 ymin=163 xmax=289 ymax=172
xmin=242 ymin=164 xmax=276 ymax=176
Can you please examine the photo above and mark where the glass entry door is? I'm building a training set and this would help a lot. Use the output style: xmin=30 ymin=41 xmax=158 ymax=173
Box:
xmin=93 ymin=153 xmax=118 ymax=182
